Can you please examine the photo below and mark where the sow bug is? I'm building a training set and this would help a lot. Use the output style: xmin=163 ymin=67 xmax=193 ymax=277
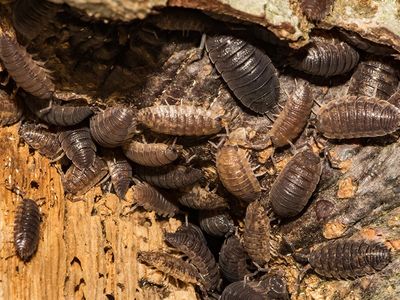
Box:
xmin=219 ymin=235 xmax=249 ymax=283
xmin=122 ymin=140 xmax=180 ymax=167
xmin=216 ymin=144 xmax=261 ymax=202
xmin=269 ymin=82 xmax=313 ymax=148
xmin=0 ymin=20 xmax=55 ymax=99
xmin=299 ymin=239 xmax=391 ymax=279
xmin=129 ymin=181 xmax=180 ymax=217
xmin=164 ymin=225 xmax=220 ymax=291
xmin=104 ymin=150 xmax=132 ymax=199
xmin=137 ymin=104 xmax=223 ymax=136
xmin=347 ymin=60 xmax=399 ymax=100
xmin=58 ymin=127 xmax=96 ymax=170
xmin=198 ymin=209 xmax=235 ymax=237
xmin=90 ymin=105 xmax=137 ymax=148
xmin=300 ymin=0 xmax=334 ymax=21
xmin=136 ymin=164 xmax=203 ymax=189
xmin=316 ymin=96 xmax=400 ymax=139
xmin=0 ymin=90 xmax=23 ymax=127
xmin=206 ymin=35 xmax=280 ymax=114
xmin=269 ymin=148 xmax=322 ymax=218
xmin=18 ymin=122 xmax=63 ymax=160
xmin=14 ymin=199 xmax=41 ymax=261
xmin=244 ymin=201 xmax=271 ymax=266
xmin=62 ymin=157 xmax=108 ymax=195
xmin=178 ymin=184 xmax=229 ymax=210
xmin=289 ymin=38 xmax=359 ymax=77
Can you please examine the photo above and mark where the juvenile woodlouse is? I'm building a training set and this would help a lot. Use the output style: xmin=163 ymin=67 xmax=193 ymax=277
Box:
xmin=198 ymin=209 xmax=235 ymax=237
xmin=216 ymin=144 xmax=261 ymax=202
xmin=136 ymin=164 xmax=203 ymax=189
xmin=269 ymin=148 xmax=322 ymax=218
xmin=206 ymin=35 xmax=280 ymax=113
xmin=19 ymin=122 xmax=63 ymax=160
xmin=178 ymin=184 xmax=229 ymax=210
xmin=62 ymin=157 xmax=108 ymax=195
xmin=269 ymin=82 xmax=313 ymax=148
xmin=347 ymin=60 xmax=399 ymax=100
xmin=104 ymin=151 xmax=132 ymax=199
xmin=300 ymin=0 xmax=334 ymax=22
xmin=137 ymin=104 xmax=223 ymax=136
xmin=0 ymin=90 xmax=23 ymax=127
xmin=90 ymin=105 xmax=137 ymax=148
xmin=14 ymin=199 xmax=41 ymax=261
xmin=129 ymin=181 xmax=180 ymax=217
xmin=289 ymin=38 xmax=359 ymax=77
xmin=244 ymin=201 xmax=271 ymax=266
xmin=137 ymin=251 xmax=201 ymax=285
xmin=122 ymin=140 xmax=180 ymax=167
xmin=218 ymin=235 xmax=249 ymax=283
xmin=302 ymin=239 xmax=391 ymax=279
xmin=316 ymin=96 xmax=400 ymax=139
xmin=165 ymin=225 xmax=220 ymax=291
xmin=58 ymin=127 xmax=96 ymax=170
xmin=0 ymin=20 xmax=55 ymax=99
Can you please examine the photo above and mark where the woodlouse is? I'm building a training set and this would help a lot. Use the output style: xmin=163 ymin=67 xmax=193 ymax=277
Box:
xmin=137 ymin=104 xmax=223 ymax=136
xmin=198 ymin=209 xmax=235 ymax=237
xmin=19 ymin=122 xmax=63 ymax=160
xmin=218 ymin=235 xmax=249 ymax=283
xmin=347 ymin=60 xmax=399 ymax=100
xmin=129 ymin=181 xmax=180 ymax=217
xmin=244 ymin=201 xmax=271 ymax=266
xmin=104 ymin=150 xmax=132 ymax=199
xmin=58 ymin=127 xmax=97 ymax=170
xmin=0 ymin=20 xmax=55 ymax=99
xmin=216 ymin=144 xmax=261 ymax=202
xmin=300 ymin=0 xmax=334 ymax=22
xmin=289 ymin=38 xmax=359 ymax=77
xmin=269 ymin=82 xmax=313 ymax=148
xmin=122 ymin=140 xmax=180 ymax=167
xmin=136 ymin=164 xmax=203 ymax=189
xmin=178 ymin=184 xmax=229 ymax=210
xmin=206 ymin=35 xmax=280 ymax=113
xmin=164 ymin=225 xmax=220 ymax=291
xmin=62 ymin=157 xmax=108 ymax=195
xmin=0 ymin=90 xmax=23 ymax=127
xmin=316 ymin=96 xmax=400 ymax=139
xmin=90 ymin=105 xmax=137 ymax=148
xmin=304 ymin=239 xmax=391 ymax=279
xmin=269 ymin=148 xmax=322 ymax=218
xmin=14 ymin=199 xmax=41 ymax=261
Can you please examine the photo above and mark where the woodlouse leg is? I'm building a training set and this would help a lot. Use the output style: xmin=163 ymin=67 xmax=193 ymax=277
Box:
xmin=295 ymin=264 xmax=313 ymax=297
xmin=97 ymin=173 xmax=111 ymax=187
xmin=49 ymin=151 xmax=65 ymax=163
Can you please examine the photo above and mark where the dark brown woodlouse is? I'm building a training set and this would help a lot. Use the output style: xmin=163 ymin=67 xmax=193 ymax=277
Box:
xmin=137 ymin=251 xmax=201 ymax=285
xmin=136 ymin=165 xmax=203 ymax=189
xmin=289 ymin=38 xmax=359 ymax=77
xmin=58 ymin=127 xmax=97 ymax=170
xmin=347 ymin=60 xmax=399 ymax=100
xmin=269 ymin=149 xmax=322 ymax=218
xmin=206 ymin=35 xmax=280 ymax=113
xmin=178 ymin=184 xmax=229 ymax=210
xmin=198 ymin=209 xmax=235 ymax=237
xmin=269 ymin=82 xmax=313 ymax=148
xmin=104 ymin=151 xmax=132 ymax=199
xmin=300 ymin=0 xmax=334 ymax=22
xmin=137 ymin=104 xmax=223 ymax=136
xmin=316 ymin=96 xmax=400 ymax=139
xmin=62 ymin=157 xmax=108 ymax=195
xmin=14 ymin=199 xmax=41 ymax=261
xmin=218 ymin=235 xmax=249 ymax=283
xmin=12 ymin=0 xmax=59 ymax=40
xmin=129 ymin=181 xmax=180 ymax=217
xmin=122 ymin=140 xmax=180 ymax=167
xmin=302 ymin=239 xmax=392 ymax=279
xmin=176 ymin=223 xmax=207 ymax=245
xmin=216 ymin=144 xmax=261 ymax=202
xmin=90 ymin=105 xmax=137 ymax=148
xmin=244 ymin=201 xmax=271 ymax=266
xmin=0 ymin=21 xmax=55 ymax=99
xmin=0 ymin=90 xmax=23 ymax=127
xmin=18 ymin=122 xmax=63 ymax=160
xmin=164 ymin=225 xmax=220 ymax=291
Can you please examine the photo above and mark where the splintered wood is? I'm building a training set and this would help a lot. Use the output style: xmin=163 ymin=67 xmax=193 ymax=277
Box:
xmin=0 ymin=125 xmax=195 ymax=299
